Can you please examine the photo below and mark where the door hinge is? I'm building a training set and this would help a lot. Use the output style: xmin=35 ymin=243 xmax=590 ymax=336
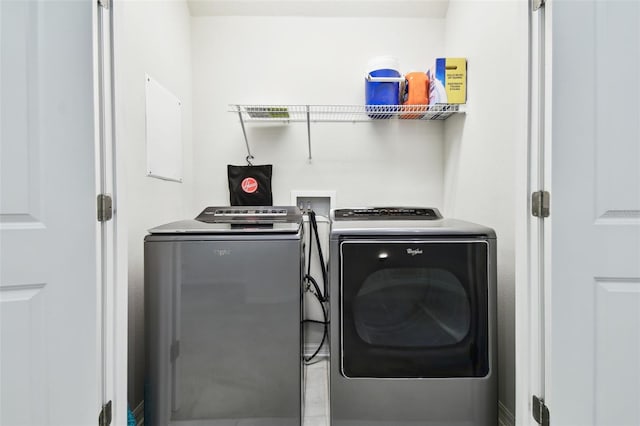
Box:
xmin=98 ymin=0 xmax=111 ymax=9
xmin=97 ymin=194 xmax=113 ymax=222
xmin=532 ymin=395 xmax=550 ymax=426
xmin=533 ymin=0 xmax=545 ymax=11
xmin=532 ymin=190 xmax=550 ymax=218
xmin=98 ymin=400 xmax=112 ymax=426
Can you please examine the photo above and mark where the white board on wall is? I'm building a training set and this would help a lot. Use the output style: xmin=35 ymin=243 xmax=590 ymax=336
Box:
xmin=145 ymin=74 xmax=182 ymax=182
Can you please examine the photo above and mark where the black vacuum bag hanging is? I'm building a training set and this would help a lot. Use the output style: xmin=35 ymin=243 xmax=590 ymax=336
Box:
xmin=227 ymin=164 xmax=273 ymax=206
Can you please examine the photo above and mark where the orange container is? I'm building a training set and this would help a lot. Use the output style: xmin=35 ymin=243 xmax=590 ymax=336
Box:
xmin=401 ymin=72 xmax=430 ymax=119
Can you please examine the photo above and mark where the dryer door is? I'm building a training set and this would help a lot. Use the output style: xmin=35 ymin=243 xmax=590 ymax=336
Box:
xmin=339 ymin=239 xmax=489 ymax=378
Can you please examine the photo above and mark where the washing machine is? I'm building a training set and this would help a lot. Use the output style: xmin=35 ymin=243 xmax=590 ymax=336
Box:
xmin=329 ymin=207 xmax=497 ymax=426
xmin=144 ymin=206 xmax=304 ymax=426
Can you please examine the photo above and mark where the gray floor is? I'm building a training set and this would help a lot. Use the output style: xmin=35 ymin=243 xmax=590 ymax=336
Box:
xmin=303 ymin=358 xmax=329 ymax=426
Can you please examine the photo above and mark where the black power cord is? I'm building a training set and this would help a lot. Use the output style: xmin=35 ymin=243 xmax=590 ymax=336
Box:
xmin=303 ymin=288 xmax=328 ymax=363
xmin=302 ymin=210 xmax=329 ymax=364
xmin=308 ymin=210 xmax=328 ymax=300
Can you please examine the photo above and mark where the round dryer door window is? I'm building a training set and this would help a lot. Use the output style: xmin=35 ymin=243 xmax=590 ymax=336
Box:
xmin=353 ymin=268 xmax=471 ymax=348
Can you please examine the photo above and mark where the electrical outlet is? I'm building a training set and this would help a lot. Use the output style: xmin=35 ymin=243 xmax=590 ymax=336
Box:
xmin=290 ymin=190 xmax=336 ymax=218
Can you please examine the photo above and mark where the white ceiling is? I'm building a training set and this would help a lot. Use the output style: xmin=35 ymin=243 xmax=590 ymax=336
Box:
xmin=187 ymin=0 xmax=450 ymax=18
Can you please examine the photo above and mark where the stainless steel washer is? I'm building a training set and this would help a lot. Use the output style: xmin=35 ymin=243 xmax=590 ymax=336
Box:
xmin=144 ymin=206 xmax=304 ymax=426
xmin=329 ymin=207 xmax=497 ymax=426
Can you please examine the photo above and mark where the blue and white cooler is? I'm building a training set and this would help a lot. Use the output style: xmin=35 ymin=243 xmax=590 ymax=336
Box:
xmin=365 ymin=55 xmax=402 ymax=119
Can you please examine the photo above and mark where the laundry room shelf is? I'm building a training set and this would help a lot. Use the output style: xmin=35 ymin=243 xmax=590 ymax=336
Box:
xmin=228 ymin=104 xmax=465 ymax=160
xmin=229 ymin=104 xmax=463 ymax=122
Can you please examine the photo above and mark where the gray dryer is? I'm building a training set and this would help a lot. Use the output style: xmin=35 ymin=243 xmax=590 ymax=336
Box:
xmin=329 ymin=207 xmax=497 ymax=426
xmin=144 ymin=207 xmax=304 ymax=426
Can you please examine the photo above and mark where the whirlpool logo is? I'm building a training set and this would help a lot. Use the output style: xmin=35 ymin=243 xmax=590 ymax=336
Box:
xmin=406 ymin=248 xmax=423 ymax=256
xmin=214 ymin=249 xmax=232 ymax=256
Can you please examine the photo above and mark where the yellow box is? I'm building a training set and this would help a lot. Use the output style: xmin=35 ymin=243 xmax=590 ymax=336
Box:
xmin=428 ymin=58 xmax=467 ymax=104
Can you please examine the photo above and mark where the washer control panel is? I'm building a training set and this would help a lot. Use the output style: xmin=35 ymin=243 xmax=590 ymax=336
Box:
xmin=332 ymin=207 xmax=442 ymax=221
xmin=212 ymin=208 xmax=288 ymax=217
xmin=196 ymin=206 xmax=301 ymax=224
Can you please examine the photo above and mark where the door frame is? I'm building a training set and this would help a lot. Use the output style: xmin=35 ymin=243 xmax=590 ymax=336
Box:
xmin=94 ymin=0 xmax=128 ymax=424
xmin=515 ymin=0 xmax=553 ymax=424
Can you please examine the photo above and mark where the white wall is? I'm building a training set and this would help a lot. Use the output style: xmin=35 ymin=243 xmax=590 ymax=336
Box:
xmin=191 ymin=16 xmax=446 ymax=210
xmin=114 ymin=0 xmax=194 ymax=408
xmin=443 ymin=0 xmax=528 ymax=419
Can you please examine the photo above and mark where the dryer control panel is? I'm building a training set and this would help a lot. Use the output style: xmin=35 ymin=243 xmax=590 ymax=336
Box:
xmin=332 ymin=207 xmax=442 ymax=221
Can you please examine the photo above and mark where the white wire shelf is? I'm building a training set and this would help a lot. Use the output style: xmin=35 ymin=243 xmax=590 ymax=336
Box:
xmin=229 ymin=104 xmax=464 ymax=122
xmin=228 ymin=104 xmax=466 ymax=160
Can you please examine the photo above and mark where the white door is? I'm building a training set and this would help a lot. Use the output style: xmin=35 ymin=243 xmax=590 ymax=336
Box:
xmin=0 ymin=1 xmax=105 ymax=424
xmin=547 ymin=0 xmax=640 ymax=424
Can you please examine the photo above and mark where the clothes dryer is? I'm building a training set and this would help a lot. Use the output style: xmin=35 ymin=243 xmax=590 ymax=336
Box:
xmin=329 ymin=207 xmax=497 ymax=426
xmin=144 ymin=206 xmax=304 ymax=426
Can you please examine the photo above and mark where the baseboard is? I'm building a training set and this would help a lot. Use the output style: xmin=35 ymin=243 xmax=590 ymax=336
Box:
xmin=498 ymin=401 xmax=515 ymax=426
xmin=133 ymin=400 xmax=144 ymax=426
